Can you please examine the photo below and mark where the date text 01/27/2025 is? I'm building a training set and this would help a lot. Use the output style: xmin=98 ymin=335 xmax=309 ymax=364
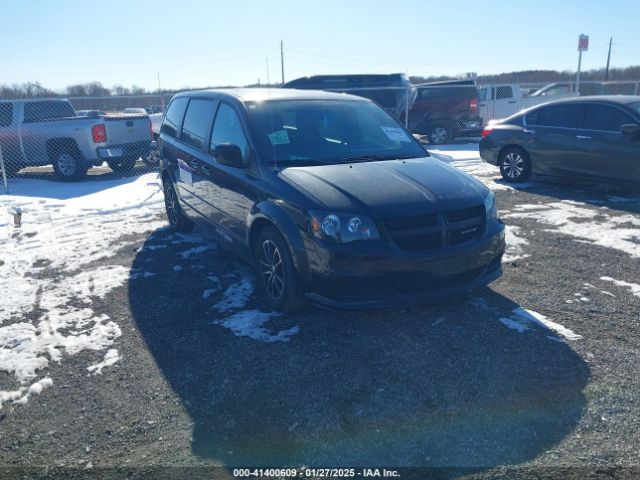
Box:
xmin=232 ymin=468 xmax=401 ymax=478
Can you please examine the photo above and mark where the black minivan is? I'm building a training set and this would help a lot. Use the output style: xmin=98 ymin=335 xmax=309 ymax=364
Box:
xmin=159 ymin=88 xmax=505 ymax=311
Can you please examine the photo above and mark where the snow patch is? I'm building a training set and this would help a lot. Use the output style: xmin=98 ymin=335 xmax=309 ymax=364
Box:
xmin=503 ymin=225 xmax=530 ymax=263
xmin=1 ymin=173 xmax=164 ymax=406
xmin=179 ymin=245 xmax=215 ymax=259
xmin=513 ymin=307 xmax=582 ymax=341
xmin=503 ymin=200 xmax=640 ymax=258
xmin=87 ymin=349 xmax=120 ymax=375
xmin=499 ymin=317 xmax=529 ymax=333
xmin=600 ymin=276 xmax=640 ymax=298
xmin=213 ymin=277 xmax=254 ymax=312
xmin=213 ymin=310 xmax=299 ymax=342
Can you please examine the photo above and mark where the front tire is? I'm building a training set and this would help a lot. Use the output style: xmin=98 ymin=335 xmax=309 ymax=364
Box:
xmin=164 ymin=180 xmax=194 ymax=233
xmin=52 ymin=147 xmax=86 ymax=181
xmin=499 ymin=146 xmax=532 ymax=182
xmin=254 ymin=226 xmax=306 ymax=313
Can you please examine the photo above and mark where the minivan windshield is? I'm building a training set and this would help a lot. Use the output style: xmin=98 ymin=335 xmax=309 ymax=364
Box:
xmin=246 ymin=99 xmax=427 ymax=165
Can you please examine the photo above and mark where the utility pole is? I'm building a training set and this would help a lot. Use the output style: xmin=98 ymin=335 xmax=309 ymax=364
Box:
xmin=266 ymin=58 xmax=271 ymax=86
xmin=157 ymin=72 xmax=164 ymax=108
xmin=280 ymin=40 xmax=285 ymax=85
xmin=605 ymin=37 xmax=613 ymax=81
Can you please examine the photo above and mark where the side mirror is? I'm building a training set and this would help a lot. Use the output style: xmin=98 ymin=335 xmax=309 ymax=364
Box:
xmin=213 ymin=144 xmax=245 ymax=168
xmin=621 ymin=124 xmax=640 ymax=135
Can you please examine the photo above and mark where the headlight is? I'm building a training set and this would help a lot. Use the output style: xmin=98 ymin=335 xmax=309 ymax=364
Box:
xmin=484 ymin=191 xmax=498 ymax=220
xmin=309 ymin=211 xmax=380 ymax=243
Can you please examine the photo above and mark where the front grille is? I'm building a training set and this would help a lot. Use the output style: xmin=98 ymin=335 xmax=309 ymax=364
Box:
xmin=384 ymin=204 xmax=485 ymax=252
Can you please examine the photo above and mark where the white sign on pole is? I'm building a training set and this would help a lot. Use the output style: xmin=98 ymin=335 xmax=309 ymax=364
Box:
xmin=578 ymin=34 xmax=589 ymax=51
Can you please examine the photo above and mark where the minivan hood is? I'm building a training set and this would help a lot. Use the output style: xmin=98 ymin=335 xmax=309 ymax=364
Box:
xmin=279 ymin=157 xmax=489 ymax=217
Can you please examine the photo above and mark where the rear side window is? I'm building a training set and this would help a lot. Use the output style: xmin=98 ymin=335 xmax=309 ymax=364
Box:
xmin=210 ymin=103 xmax=248 ymax=159
xmin=161 ymin=97 xmax=189 ymax=138
xmin=582 ymin=104 xmax=634 ymax=132
xmin=23 ymin=101 xmax=75 ymax=123
xmin=180 ymin=99 xmax=216 ymax=149
xmin=0 ymin=103 xmax=13 ymax=127
xmin=526 ymin=104 xmax=583 ymax=128
xmin=496 ymin=86 xmax=513 ymax=100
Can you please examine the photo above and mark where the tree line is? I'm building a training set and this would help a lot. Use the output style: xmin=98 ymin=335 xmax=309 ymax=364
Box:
xmin=2 ymin=65 xmax=640 ymax=100
xmin=410 ymin=66 xmax=640 ymax=85
xmin=0 ymin=81 xmax=161 ymax=100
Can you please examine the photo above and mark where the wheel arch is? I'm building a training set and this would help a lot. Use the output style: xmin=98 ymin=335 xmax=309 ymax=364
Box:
xmin=46 ymin=137 xmax=80 ymax=161
xmin=498 ymin=143 xmax=530 ymax=163
xmin=248 ymin=202 xmax=312 ymax=282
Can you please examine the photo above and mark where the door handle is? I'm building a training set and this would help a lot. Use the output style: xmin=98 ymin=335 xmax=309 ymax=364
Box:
xmin=576 ymin=135 xmax=592 ymax=140
xmin=523 ymin=129 xmax=536 ymax=135
xmin=508 ymin=100 xmax=517 ymax=104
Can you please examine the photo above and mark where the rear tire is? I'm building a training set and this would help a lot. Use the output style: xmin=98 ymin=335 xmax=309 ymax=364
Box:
xmin=52 ymin=147 xmax=86 ymax=181
xmin=108 ymin=156 xmax=137 ymax=173
xmin=428 ymin=126 xmax=454 ymax=145
xmin=499 ymin=146 xmax=532 ymax=182
xmin=164 ymin=180 xmax=194 ymax=233
xmin=254 ymin=226 xmax=306 ymax=313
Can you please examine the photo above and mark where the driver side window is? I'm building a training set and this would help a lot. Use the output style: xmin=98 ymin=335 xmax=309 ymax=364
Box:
xmin=210 ymin=103 xmax=249 ymax=160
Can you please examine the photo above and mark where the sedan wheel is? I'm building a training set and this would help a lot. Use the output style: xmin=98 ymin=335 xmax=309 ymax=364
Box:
xmin=503 ymin=152 xmax=524 ymax=179
xmin=499 ymin=147 xmax=532 ymax=183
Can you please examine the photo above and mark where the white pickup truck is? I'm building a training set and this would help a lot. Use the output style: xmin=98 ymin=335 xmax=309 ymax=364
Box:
xmin=0 ymin=98 xmax=152 ymax=180
xmin=477 ymin=84 xmax=574 ymax=125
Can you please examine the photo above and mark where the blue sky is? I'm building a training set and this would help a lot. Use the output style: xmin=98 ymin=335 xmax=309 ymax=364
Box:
xmin=2 ymin=0 xmax=638 ymax=91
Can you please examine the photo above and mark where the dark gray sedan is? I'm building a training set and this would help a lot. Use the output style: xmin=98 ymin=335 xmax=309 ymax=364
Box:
xmin=479 ymin=96 xmax=640 ymax=184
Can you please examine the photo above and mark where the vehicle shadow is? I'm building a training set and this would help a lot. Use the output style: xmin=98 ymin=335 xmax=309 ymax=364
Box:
xmin=129 ymin=228 xmax=590 ymax=477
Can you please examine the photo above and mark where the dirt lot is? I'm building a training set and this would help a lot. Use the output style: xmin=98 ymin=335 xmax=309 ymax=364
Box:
xmin=1 ymin=144 xmax=640 ymax=479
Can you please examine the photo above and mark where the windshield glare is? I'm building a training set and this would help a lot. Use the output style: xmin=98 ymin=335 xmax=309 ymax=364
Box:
xmin=246 ymin=99 xmax=426 ymax=165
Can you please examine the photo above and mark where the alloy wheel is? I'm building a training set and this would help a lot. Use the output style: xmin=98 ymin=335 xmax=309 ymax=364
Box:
xmin=259 ymin=239 xmax=284 ymax=300
xmin=503 ymin=152 xmax=525 ymax=179
xmin=164 ymin=185 xmax=179 ymax=226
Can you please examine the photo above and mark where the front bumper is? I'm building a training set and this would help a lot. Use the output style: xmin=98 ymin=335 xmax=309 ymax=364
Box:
xmin=303 ymin=220 xmax=506 ymax=309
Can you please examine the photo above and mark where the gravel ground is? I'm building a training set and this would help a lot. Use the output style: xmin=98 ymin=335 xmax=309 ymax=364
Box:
xmin=1 ymin=147 xmax=639 ymax=480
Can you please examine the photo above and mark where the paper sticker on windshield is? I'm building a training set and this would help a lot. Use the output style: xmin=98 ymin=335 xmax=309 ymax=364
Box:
xmin=381 ymin=126 xmax=411 ymax=142
xmin=268 ymin=129 xmax=290 ymax=145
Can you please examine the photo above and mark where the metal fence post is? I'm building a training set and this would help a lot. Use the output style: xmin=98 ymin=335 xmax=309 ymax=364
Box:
xmin=405 ymin=85 xmax=410 ymax=129
xmin=0 ymin=144 xmax=7 ymax=193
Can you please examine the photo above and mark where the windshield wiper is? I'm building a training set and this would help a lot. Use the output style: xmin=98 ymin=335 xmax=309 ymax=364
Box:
xmin=336 ymin=154 xmax=419 ymax=164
